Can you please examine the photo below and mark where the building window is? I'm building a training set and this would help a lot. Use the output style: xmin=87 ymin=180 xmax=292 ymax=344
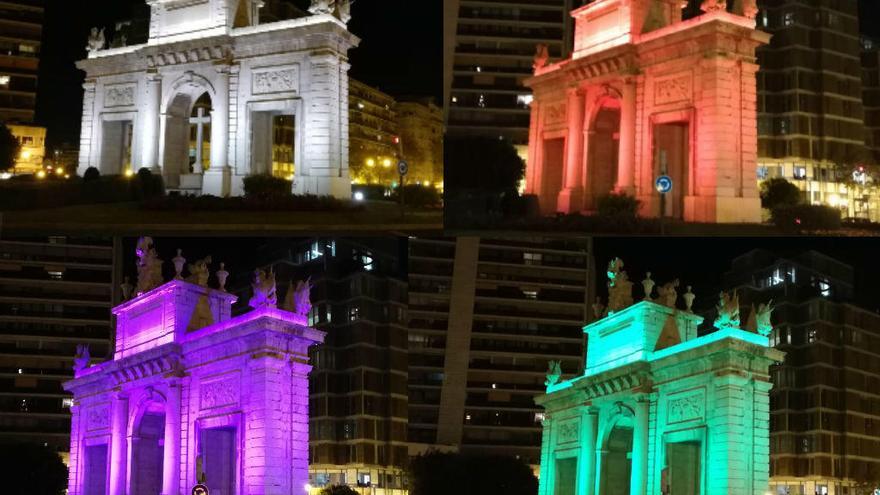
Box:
xmin=757 ymin=166 xmax=768 ymax=180
xmin=761 ymin=11 xmax=768 ymax=28
xmin=517 ymin=94 xmax=533 ymax=108
xmin=807 ymin=329 xmax=817 ymax=343
xmin=523 ymin=290 xmax=537 ymax=300
xmin=0 ymin=75 xmax=9 ymax=87
xmin=783 ymin=11 xmax=794 ymax=26
xmin=62 ymin=398 xmax=74 ymax=408
xmin=534 ymin=412 xmax=545 ymax=423
xmin=779 ymin=119 xmax=790 ymax=135
xmin=793 ymin=166 xmax=806 ymax=179
xmin=349 ymin=306 xmax=360 ymax=321
xmin=523 ymin=252 xmax=542 ymax=265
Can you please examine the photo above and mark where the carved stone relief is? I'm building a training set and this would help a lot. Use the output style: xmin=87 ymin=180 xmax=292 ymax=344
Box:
xmin=253 ymin=67 xmax=299 ymax=95
xmin=86 ymin=403 xmax=111 ymax=431
xmin=200 ymin=377 xmax=240 ymax=410
xmin=667 ymin=392 xmax=704 ymax=424
xmin=557 ymin=418 xmax=580 ymax=444
xmin=654 ymin=75 xmax=691 ymax=105
xmin=104 ymin=84 xmax=136 ymax=108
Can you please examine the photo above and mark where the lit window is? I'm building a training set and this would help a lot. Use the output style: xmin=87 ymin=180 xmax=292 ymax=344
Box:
xmin=517 ymin=94 xmax=534 ymax=107
xmin=349 ymin=306 xmax=360 ymax=321
xmin=491 ymin=383 xmax=497 ymax=389
xmin=534 ymin=412 xmax=545 ymax=423
xmin=757 ymin=166 xmax=768 ymax=180
xmin=817 ymin=279 xmax=831 ymax=297
xmin=523 ymin=252 xmax=542 ymax=265
xmin=779 ymin=119 xmax=790 ymax=135
xmin=475 ymin=66 xmax=482 ymax=73
xmin=0 ymin=75 xmax=9 ymax=87
xmin=48 ymin=270 xmax=63 ymax=280
xmin=523 ymin=290 xmax=537 ymax=300
xmin=783 ymin=12 xmax=794 ymax=26
xmin=19 ymin=44 xmax=35 ymax=54
xmin=62 ymin=398 xmax=74 ymax=408
xmin=451 ymin=96 xmax=458 ymax=103
xmin=465 ymin=413 xmax=472 ymax=422
xmin=478 ymin=94 xmax=486 ymax=108
xmin=793 ymin=166 xmax=807 ymax=179
xmin=761 ymin=11 xmax=768 ymax=28
xmin=808 ymin=329 xmax=817 ymax=343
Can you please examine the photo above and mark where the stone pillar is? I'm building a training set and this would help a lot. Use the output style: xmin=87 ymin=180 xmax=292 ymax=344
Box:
xmin=78 ymin=81 xmax=98 ymax=176
xmin=204 ymin=66 xmax=231 ymax=196
xmin=525 ymin=101 xmax=542 ymax=196
xmin=616 ymin=77 xmax=637 ymax=194
xmin=629 ymin=398 xmax=649 ymax=495
xmin=143 ymin=73 xmax=162 ymax=173
xmin=68 ymin=403 xmax=82 ymax=495
xmin=557 ymin=88 xmax=586 ymax=213
xmin=536 ymin=415 xmax=553 ymax=495
xmin=109 ymin=394 xmax=129 ymax=495
xmin=162 ymin=381 xmax=181 ymax=495
xmin=578 ymin=409 xmax=598 ymax=495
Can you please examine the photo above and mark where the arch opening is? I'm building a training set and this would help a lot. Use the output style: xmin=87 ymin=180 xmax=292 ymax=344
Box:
xmin=130 ymin=402 xmax=166 ymax=495
xmin=600 ymin=416 xmax=633 ymax=495
xmin=162 ymin=88 xmax=212 ymax=190
xmin=586 ymin=100 xmax=621 ymax=210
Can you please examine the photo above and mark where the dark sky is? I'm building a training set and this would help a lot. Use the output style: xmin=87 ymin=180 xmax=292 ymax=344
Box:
xmin=593 ymin=237 xmax=880 ymax=314
xmin=34 ymin=0 xmax=441 ymax=149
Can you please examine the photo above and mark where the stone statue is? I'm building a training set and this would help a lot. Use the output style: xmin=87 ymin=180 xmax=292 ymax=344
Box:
xmin=683 ymin=285 xmax=695 ymax=312
xmin=641 ymin=272 xmax=655 ymax=301
xmin=120 ymin=276 xmax=134 ymax=301
xmin=701 ymin=0 xmax=727 ymax=13
xmin=186 ymin=256 xmax=213 ymax=287
xmin=292 ymin=277 xmax=313 ymax=317
xmin=337 ymin=0 xmax=353 ymax=24
xmin=755 ymin=300 xmax=774 ymax=336
xmin=216 ymin=262 xmax=229 ymax=292
xmin=740 ymin=0 xmax=758 ymax=19
xmin=533 ymin=44 xmax=550 ymax=72
xmin=172 ymin=249 xmax=186 ymax=280
xmin=714 ymin=290 xmax=741 ymax=330
xmin=135 ymin=237 xmax=163 ymax=295
xmin=86 ymin=27 xmax=106 ymax=53
xmin=592 ymin=296 xmax=606 ymax=319
xmin=73 ymin=344 xmax=90 ymax=372
xmin=544 ymin=360 xmax=562 ymax=388
xmin=308 ymin=0 xmax=335 ymax=15
xmin=249 ymin=268 xmax=277 ymax=309
xmin=656 ymin=279 xmax=679 ymax=308
xmin=606 ymin=257 xmax=634 ymax=314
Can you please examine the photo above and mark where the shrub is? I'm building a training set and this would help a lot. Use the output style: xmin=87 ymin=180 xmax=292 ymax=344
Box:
xmin=131 ymin=168 xmax=165 ymax=200
xmin=140 ymin=194 xmax=360 ymax=213
xmin=597 ymin=192 xmax=640 ymax=218
xmin=390 ymin=184 xmax=442 ymax=208
xmin=760 ymin=178 xmax=802 ymax=210
xmin=243 ymin=174 xmax=291 ymax=199
xmin=771 ymin=204 xmax=841 ymax=232
xmin=83 ymin=167 xmax=101 ymax=181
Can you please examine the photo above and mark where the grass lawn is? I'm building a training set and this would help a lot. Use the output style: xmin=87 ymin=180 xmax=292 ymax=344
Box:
xmin=0 ymin=200 xmax=442 ymax=235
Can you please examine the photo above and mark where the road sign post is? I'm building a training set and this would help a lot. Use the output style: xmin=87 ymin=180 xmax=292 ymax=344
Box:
xmin=398 ymin=160 xmax=408 ymax=219
xmin=655 ymin=175 xmax=672 ymax=235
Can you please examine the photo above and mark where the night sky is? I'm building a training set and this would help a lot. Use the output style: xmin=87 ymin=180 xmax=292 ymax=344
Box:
xmin=593 ymin=236 xmax=880 ymax=314
xmin=34 ymin=0 xmax=442 ymax=150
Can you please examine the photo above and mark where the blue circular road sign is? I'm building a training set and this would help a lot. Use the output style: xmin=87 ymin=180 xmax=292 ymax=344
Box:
xmin=398 ymin=160 xmax=409 ymax=176
xmin=655 ymin=175 xmax=673 ymax=194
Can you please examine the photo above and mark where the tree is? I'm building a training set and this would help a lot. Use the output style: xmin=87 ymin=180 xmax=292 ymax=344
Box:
xmin=409 ymin=452 xmax=538 ymax=495
xmin=445 ymin=136 xmax=525 ymax=194
xmin=319 ymin=485 xmax=360 ymax=495
xmin=760 ymin=177 xmax=802 ymax=210
xmin=0 ymin=123 xmax=20 ymax=172
xmin=0 ymin=442 xmax=68 ymax=495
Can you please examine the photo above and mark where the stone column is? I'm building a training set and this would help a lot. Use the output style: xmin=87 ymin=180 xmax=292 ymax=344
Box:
xmin=78 ymin=81 xmax=97 ymax=176
xmin=109 ymin=393 xmax=129 ymax=495
xmin=629 ymin=398 xmax=649 ymax=495
xmin=557 ymin=88 xmax=586 ymax=213
xmin=616 ymin=77 xmax=637 ymax=194
xmin=204 ymin=66 xmax=231 ymax=196
xmin=143 ymin=73 xmax=162 ymax=173
xmin=578 ymin=409 xmax=598 ymax=495
xmin=162 ymin=380 xmax=181 ymax=495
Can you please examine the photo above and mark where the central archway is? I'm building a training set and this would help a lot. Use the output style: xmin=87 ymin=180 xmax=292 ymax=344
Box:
xmin=600 ymin=413 xmax=633 ymax=495
xmin=160 ymin=73 xmax=217 ymax=190
xmin=585 ymin=97 xmax=621 ymax=210
xmin=129 ymin=401 xmax=166 ymax=495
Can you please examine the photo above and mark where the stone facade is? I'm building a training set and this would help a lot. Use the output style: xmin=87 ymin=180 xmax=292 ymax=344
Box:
xmin=63 ymin=280 xmax=324 ymax=495
xmin=525 ymin=0 xmax=769 ymax=222
xmin=536 ymin=301 xmax=783 ymax=495
xmin=76 ymin=0 xmax=358 ymax=198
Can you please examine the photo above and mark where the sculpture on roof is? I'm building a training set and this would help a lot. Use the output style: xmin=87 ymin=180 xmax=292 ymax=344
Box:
xmin=606 ymin=257 xmax=633 ymax=314
xmin=741 ymin=0 xmax=758 ymax=19
xmin=73 ymin=344 xmax=91 ymax=372
xmin=249 ymin=268 xmax=277 ymax=309
xmin=746 ymin=300 xmax=774 ymax=337
xmin=308 ymin=0 xmax=335 ymax=15
xmin=86 ymin=27 xmax=106 ymax=53
xmin=186 ymin=256 xmax=213 ymax=287
xmin=533 ymin=44 xmax=550 ymax=72
xmin=337 ymin=0 xmax=353 ymax=24
xmin=544 ymin=360 xmax=562 ymax=388
xmin=292 ymin=278 xmax=313 ymax=317
xmin=657 ymin=279 xmax=680 ymax=308
xmin=714 ymin=290 xmax=741 ymax=330
xmin=135 ymin=237 xmax=163 ymax=296
xmin=701 ymin=0 xmax=727 ymax=13
xmin=641 ymin=272 xmax=655 ymax=301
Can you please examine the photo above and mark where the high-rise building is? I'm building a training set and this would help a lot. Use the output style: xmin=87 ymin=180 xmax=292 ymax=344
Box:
xmin=756 ymin=1 xmax=874 ymax=218
xmin=396 ymin=100 xmax=443 ymax=188
xmin=349 ymin=80 xmax=401 ymax=187
xmin=862 ymin=36 xmax=880 ymax=165
xmin=0 ymin=0 xmax=43 ymax=124
xmin=722 ymin=249 xmax=880 ymax=495
xmin=236 ymin=238 xmax=409 ymax=495
xmin=446 ymin=0 xmax=574 ymax=155
xmin=0 ymin=237 xmax=121 ymax=458
xmin=407 ymin=237 xmax=592 ymax=466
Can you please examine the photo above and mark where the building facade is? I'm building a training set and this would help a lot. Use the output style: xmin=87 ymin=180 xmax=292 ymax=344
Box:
xmin=723 ymin=250 xmax=880 ymax=495
xmin=446 ymin=0 xmax=574 ymax=155
xmin=863 ymin=37 xmax=880 ymax=167
xmin=0 ymin=237 xmax=120 ymax=456
xmin=76 ymin=0 xmax=358 ymax=198
xmin=407 ymin=237 xmax=592 ymax=466
xmin=396 ymin=100 xmax=443 ymax=189
xmin=239 ymin=238 xmax=409 ymax=495
xmin=349 ymin=80 xmax=400 ymax=187
xmin=0 ymin=0 xmax=42 ymax=124
xmin=756 ymin=0 xmax=876 ymax=219
xmin=7 ymin=123 xmax=45 ymax=174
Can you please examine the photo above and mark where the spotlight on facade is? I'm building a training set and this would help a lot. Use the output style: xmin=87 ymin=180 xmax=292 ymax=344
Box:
xmin=124 ymin=169 xmax=134 ymax=178
xmin=354 ymin=191 xmax=365 ymax=201
xmin=304 ymin=484 xmax=313 ymax=493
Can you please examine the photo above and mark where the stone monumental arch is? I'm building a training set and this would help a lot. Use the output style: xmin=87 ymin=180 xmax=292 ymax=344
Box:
xmin=77 ymin=0 xmax=358 ymax=198
xmin=537 ymin=259 xmax=783 ymax=495
xmin=64 ymin=241 xmax=323 ymax=495
xmin=525 ymin=0 xmax=768 ymax=222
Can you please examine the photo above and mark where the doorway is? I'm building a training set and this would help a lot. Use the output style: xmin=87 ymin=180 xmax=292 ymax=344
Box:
xmin=541 ymin=138 xmax=565 ymax=213
xmin=83 ymin=444 xmax=109 ymax=495
xmin=201 ymin=427 xmax=236 ymax=495
xmin=100 ymin=120 xmax=133 ymax=174
xmin=130 ymin=411 xmax=165 ymax=495
xmin=554 ymin=457 xmax=577 ymax=495
xmin=666 ymin=442 xmax=701 ymax=495
xmin=250 ymin=111 xmax=296 ymax=179
xmin=601 ymin=424 xmax=633 ymax=495
xmin=652 ymin=122 xmax=689 ymax=218
xmin=586 ymin=105 xmax=621 ymax=209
